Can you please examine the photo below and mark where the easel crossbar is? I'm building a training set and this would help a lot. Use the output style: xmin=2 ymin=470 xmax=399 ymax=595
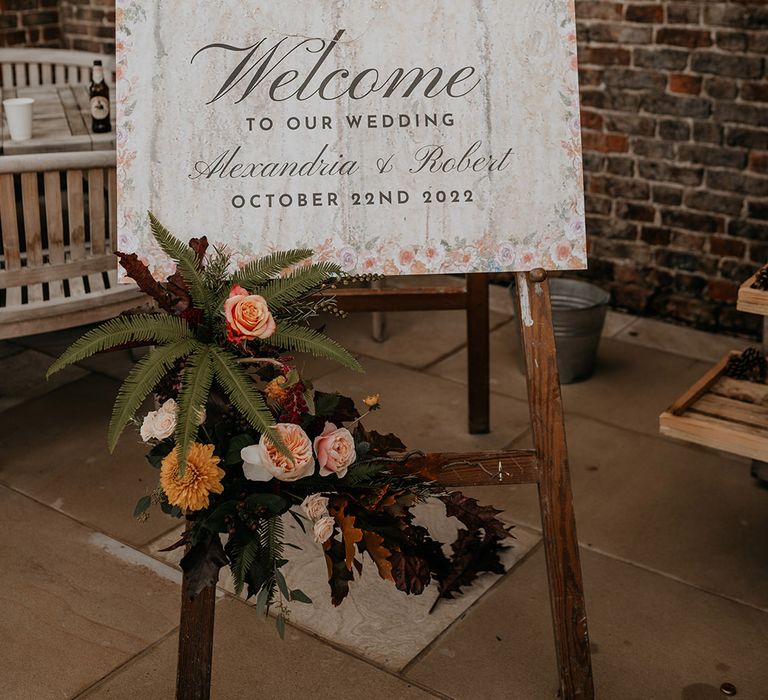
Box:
xmin=406 ymin=449 xmax=540 ymax=486
xmin=320 ymin=286 xmax=467 ymax=312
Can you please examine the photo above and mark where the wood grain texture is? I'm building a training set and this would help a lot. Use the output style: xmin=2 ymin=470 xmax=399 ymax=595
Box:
xmin=737 ymin=270 xmax=768 ymax=317
xmin=668 ymin=352 xmax=734 ymax=415
xmin=0 ymin=48 xmax=115 ymax=88
xmin=466 ymin=273 xmax=490 ymax=434
xmin=0 ymin=154 xmax=142 ymax=339
xmin=0 ymin=85 xmax=115 ymax=155
xmin=403 ymin=449 xmax=539 ymax=486
xmin=660 ymin=357 xmax=768 ymax=462
xmin=176 ymin=577 xmax=216 ymax=700
xmin=516 ymin=271 xmax=594 ymax=700
xmin=326 ymin=286 xmax=468 ymax=312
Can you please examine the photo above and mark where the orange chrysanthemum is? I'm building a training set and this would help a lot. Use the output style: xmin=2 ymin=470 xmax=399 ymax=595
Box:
xmin=160 ymin=442 xmax=225 ymax=512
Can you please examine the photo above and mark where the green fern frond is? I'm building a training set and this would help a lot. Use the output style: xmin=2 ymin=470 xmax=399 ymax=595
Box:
xmin=175 ymin=345 xmax=215 ymax=475
xmin=232 ymin=249 xmax=314 ymax=289
xmin=271 ymin=321 xmax=362 ymax=372
xmin=203 ymin=246 xmax=233 ymax=293
xmin=231 ymin=537 xmax=261 ymax=595
xmin=210 ymin=348 xmax=288 ymax=455
xmin=257 ymin=263 xmax=343 ymax=309
xmin=256 ymin=516 xmax=285 ymax=606
xmin=47 ymin=315 xmax=193 ymax=378
xmin=148 ymin=212 xmax=209 ymax=311
xmin=108 ymin=338 xmax=199 ymax=451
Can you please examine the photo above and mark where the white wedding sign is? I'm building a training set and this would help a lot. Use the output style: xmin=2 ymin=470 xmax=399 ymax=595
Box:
xmin=116 ymin=0 xmax=585 ymax=278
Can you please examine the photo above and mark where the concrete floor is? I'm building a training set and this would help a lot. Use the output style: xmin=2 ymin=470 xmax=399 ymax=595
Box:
xmin=1 ymin=284 xmax=767 ymax=700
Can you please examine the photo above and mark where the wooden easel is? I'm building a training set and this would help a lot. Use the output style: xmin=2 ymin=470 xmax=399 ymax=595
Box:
xmin=176 ymin=270 xmax=594 ymax=700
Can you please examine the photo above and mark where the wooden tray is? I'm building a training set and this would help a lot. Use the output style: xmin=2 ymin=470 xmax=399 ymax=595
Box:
xmin=737 ymin=269 xmax=768 ymax=316
xmin=660 ymin=352 xmax=768 ymax=461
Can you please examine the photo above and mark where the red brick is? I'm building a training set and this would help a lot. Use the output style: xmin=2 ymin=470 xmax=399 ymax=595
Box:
xmin=625 ymin=4 xmax=663 ymax=23
xmin=669 ymin=74 xmax=703 ymax=95
xmin=749 ymin=152 xmax=768 ymax=175
xmin=707 ymin=280 xmax=739 ymax=303
xmin=582 ymin=132 xmax=630 ymax=153
xmin=710 ymin=237 xmax=747 ymax=258
xmin=656 ymin=28 xmax=713 ymax=48
xmin=580 ymin=109 xmax=604 ymax=130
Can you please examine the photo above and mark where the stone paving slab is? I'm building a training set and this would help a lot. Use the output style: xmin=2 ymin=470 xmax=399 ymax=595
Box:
xmin=0 ymin=486 xmax=181 ymax=700
xmin=0 ymin=374 xmax=176 ymax=547
xmin=315 ymin=356 xmax=530 ymax=454
xmin=146 ymin=506 xmax=541 ymax=672
xmin=81 ymin=598 xmax=439 ymax=700
xmin=0 ymin=348 xmax=87 ymax=413
xmin=464 ymin=412 xmax=768 ymax=610
xmin=428 ymin=330 xmax=710 ymax=437
xmin=406 ymin=547 xmax=768 ymax=700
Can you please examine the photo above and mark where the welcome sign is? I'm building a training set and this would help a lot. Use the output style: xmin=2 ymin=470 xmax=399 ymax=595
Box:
xmin=116 ymin=0 xmax=586 ymax=278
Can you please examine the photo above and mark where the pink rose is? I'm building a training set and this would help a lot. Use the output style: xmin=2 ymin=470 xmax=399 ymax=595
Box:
xmin=224 ymin=284 xmax=276 ymax=343
xmin=313 ymin=422 xmax=356 ymax=478
xmin=241 ymin=423 xmax=315 ymax=482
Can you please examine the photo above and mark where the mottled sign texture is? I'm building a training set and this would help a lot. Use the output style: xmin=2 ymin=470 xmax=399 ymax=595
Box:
xmin=117 ymin=0 xmax=585 ymax=278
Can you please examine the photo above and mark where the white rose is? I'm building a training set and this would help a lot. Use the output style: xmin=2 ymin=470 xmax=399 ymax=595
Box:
xmin=140 ymin=408 xmax=176 ymax=442
xmin=301 ymin=494 xmax=329 ymax=521
xmin=313 ymin=515 xmax=335 ymax=544
xmin=159 ymin=398 xmax=178 ymax=415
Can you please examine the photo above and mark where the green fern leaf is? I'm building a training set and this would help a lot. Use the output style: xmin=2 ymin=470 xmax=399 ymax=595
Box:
xmin=231 ymin=537 xmax=261 ymax=595
xmin=148 ymin=212 xmax=209 ymax=311
xmin=271 ymin=321 xmax=362 ymax=372
xmin=232 ymin=249 xmax=314 ymax=289
xmin=257 ymin=262 xmax=343 ymax=309
xmin=210 ymin=348 xmax=288 ymax=455
xmin=108 ymin=338 xmax=199 ymax=451
xmin=175 ymin=345 xmax=215 ymax=475
xmin=47 ymin=315 xmax=193 ymax=378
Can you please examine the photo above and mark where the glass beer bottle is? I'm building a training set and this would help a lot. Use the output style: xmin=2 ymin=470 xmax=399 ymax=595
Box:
xmin=90 ymin=60 xmax=111 ymax=133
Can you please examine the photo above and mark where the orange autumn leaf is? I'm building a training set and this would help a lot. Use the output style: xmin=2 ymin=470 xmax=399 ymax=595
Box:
xmin=363 ymin=531 xmax=394 ymax=582
xmin=333 ymin=500 xmax=363 ymax=571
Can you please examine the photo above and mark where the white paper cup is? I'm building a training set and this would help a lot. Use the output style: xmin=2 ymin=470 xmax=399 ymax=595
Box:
xmin=3 ymin=97 xmax=34 ymax=142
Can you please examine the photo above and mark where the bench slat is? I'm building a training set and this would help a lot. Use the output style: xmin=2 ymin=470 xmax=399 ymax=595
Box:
xmin=21 ymin=172 xmax=44 ymax=303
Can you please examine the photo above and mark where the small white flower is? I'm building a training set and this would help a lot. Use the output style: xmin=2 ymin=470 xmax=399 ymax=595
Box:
xmin=313 ymin=516 xmax=335 ymax=544
xmin=301 ymin=493 xmax=329 ymax=521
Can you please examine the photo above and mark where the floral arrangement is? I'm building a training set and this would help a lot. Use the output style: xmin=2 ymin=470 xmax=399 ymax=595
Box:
xmin=48 ymin=216 xmax=511 ymax=635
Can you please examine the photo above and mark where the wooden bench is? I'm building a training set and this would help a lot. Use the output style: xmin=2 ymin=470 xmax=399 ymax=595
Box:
xmin=0 ymin=48 xmax=115 ymax=88
xmin=0 ymin=151 xmax=143 ymax=340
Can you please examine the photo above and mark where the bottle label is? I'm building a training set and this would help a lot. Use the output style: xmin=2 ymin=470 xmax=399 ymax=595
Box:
xmin=91 ymin=96 xmax=110 ymax=120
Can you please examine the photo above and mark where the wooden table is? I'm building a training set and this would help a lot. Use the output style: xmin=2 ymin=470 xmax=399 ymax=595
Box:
xmin=0 ymin=84 xmax=115 ymax=155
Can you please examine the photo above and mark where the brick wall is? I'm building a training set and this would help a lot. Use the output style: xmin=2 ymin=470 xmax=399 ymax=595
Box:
xmin=577 ymin=1 xmax=768 ymax=336
xmin=0 ymin=0 xmax=61 ymax=48
xmin=59 ymin=0 xmax=115 ymax=53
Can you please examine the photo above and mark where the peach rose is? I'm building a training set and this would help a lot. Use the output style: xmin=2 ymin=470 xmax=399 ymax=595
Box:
xmin=224 ymin=284 xmax=276 ymax=343
xmin=241 ymin=423 xmax=315 ymax=482
xmin=314 ymin=422 xmax=356 ymax=478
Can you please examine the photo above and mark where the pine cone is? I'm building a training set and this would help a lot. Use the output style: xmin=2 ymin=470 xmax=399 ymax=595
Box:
xmin=751 ymin=267 xmax=768 ymax=291
xmin=724 ymin=347 xmax=767 ymax=383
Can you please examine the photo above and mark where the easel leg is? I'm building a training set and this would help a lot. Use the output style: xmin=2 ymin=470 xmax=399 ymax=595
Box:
xmin=516 ymin=271 xmax=594 ymax=700
xmin=176 ymin=574 xmax=216 ymax=699
xmin=466 ymin=273 xmax=490 ymax=434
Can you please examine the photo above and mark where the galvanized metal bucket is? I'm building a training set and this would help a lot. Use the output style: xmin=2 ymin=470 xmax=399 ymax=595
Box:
xmin=511 ymin=279 xmax=610 ymax=384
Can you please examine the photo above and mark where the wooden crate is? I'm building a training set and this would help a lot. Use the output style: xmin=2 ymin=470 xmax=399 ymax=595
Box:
xmin=660 ymin=352 xmax=768 ymax=461
xmin=737 ymin=269 xmax=768 ymax=316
